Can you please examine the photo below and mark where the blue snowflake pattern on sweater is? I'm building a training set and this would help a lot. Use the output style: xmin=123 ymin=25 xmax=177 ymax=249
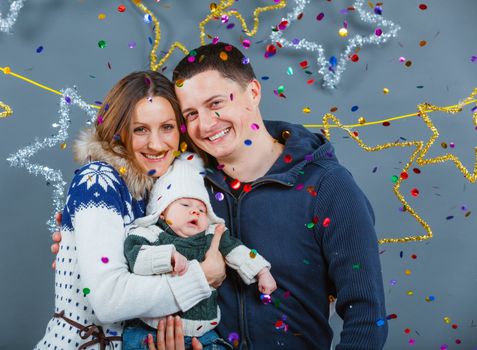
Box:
xmin=62 ymin=162 xmax=145 ymax=231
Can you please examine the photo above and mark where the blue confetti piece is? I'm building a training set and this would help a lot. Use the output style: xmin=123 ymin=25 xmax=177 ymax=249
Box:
xmin=36 ymin=46 xmax=44 ymax=53
xmin=351 ymin=105 xmax=359 ymax=112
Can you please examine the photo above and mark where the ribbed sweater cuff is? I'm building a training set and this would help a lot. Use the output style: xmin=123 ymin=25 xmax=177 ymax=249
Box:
xmin=239 ymin=255 xmax=271 ymax=284
xmin=133 ymin=244 xmax=174 ymax=275
xmin=168 ymin=260 xmax=212 ymax=312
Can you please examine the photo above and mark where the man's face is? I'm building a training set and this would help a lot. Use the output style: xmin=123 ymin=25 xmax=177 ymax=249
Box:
xmin=175 ymin=70 xmax=261 ymax=162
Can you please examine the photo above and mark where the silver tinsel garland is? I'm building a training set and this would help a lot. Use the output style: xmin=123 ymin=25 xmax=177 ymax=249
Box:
xmin=0 ymin=0 xmax=25 ymax=33
xmin=7 ymin=88 xmax=97 ymax=231
xmin=270 ymin=0 xmax=401 ymax=89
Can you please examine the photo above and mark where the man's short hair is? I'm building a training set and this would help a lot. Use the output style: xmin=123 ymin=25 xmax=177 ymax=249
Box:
xmin=172 ymin=42 xmax=256 ymax=89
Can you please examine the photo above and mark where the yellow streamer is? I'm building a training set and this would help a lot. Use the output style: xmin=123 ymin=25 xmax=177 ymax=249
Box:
xmin=0 ymin=101 xmax=13 ymax=119
xmin=318 ymin=89 xmax=477 ymax=244
xmin=132 ymin=0 xmax=189 ymax=71
xmin=1 ymin=66 xmax=100 ymax=109
xmin=199 ymin=0 xmax=287 ymax=45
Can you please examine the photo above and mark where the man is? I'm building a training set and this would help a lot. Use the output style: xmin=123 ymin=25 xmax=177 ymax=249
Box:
xmin=171 ymin=42 xmax=388 ymax=349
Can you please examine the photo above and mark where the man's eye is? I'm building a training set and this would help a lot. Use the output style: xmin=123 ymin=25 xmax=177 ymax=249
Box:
xmin=185 ymin=112 xmax=198 ymax=122
xmin=211 ymin=100 xmax=223 ymax=107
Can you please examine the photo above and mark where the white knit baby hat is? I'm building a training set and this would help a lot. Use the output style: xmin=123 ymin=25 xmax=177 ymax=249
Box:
xmin=134 ymin=152 xmax=224 ymax=228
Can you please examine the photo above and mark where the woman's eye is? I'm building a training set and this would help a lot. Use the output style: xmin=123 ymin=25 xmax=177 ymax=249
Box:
xmin=181 ymin=203 xmax=189 ymax=207
xmin=134 ymin=127 xmax=147 ymax=133
xmin=163 ymin=124 xmax=175 ymax=131
xmin=199 ymin=209 xmax=205 ymax=213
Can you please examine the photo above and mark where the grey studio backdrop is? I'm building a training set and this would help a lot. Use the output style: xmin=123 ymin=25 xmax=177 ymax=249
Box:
xmin=1 ymin=0 xmax=476 ymax=349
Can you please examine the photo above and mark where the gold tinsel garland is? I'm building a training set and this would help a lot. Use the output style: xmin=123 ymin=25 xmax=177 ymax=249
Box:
xmin=319 ymin=88 xmax=477 ymax=244
xmin=0 ymin=101 xmax=13 ymax=118
xmin=199 ymin=0 xmax=287 ymax=45
xmin=132 ymin=0 xmax=286 ymax=70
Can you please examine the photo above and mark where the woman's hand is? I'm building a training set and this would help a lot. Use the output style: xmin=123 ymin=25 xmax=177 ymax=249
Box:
xmin=200 ymin=224 xmax=226 ymax=288
xmin=51 ymin=212 xmax=62 ymax=269
xmin=147 ymin=316 xmax=202 ymax=350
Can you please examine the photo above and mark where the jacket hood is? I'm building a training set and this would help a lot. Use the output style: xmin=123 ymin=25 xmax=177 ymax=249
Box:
xmin=73 ymin=128 xmax=154 ymax=199
xmin=263 ymin=120 xmax=338 ymax=182
xmin=205 ymin=120 xmax=338 ymax=188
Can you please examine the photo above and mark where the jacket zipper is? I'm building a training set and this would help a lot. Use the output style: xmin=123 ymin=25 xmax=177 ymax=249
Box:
xmin=207 ymin=176 xmax=294 ymax=350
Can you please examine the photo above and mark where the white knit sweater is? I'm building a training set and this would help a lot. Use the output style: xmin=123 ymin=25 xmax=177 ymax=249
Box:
xmin=35 ymin=130 xmax=211 ymax=350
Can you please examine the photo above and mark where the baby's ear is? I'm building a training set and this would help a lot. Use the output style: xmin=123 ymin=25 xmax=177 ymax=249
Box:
xmin=160 ymin=214 xmax=165 ymax=220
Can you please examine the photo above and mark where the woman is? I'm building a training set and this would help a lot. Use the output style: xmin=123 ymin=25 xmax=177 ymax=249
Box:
xmin=37 ymin=71 xmax=224 ymax=350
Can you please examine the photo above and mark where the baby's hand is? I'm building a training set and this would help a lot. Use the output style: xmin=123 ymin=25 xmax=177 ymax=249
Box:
xmin=171 ymin=251 xmax=188 ymax=276
xmin=257 ymin=268 xmax=277 ymax=295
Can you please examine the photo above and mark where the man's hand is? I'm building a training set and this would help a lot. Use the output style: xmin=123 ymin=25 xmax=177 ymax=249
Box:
xmin=147 ymin=316 xmax=202 ymax=350
xmin=257 ymin=268 xmax=277 ymax=295
xmin=200 ymin=223 xmax=226 ymax=288
xmin=51 ymin=212 xmax=62 ymax=269
xmin=171 ymin=251 xmax=188 ymax=276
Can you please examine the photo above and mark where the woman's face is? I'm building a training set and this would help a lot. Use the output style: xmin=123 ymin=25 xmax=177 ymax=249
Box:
xmin=131 ymin=96 xmax=180 ymax=177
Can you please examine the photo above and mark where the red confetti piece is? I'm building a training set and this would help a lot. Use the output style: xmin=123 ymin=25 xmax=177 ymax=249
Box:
xmin=306 ymin=79 xmax=315 ymax=85
xmin=400 ymin=172 xmax=408 ymax=180
xmin=243 ymin=184 xmax=252 ymax=193
xmin=284 ymin=154 xmax=292 ymax=163
xmin=187 ymin=154 xmax=194 ymax=160
xmin=350 ymin=54 xmax=359 ymax=62
xmin=404 ymin=328 xmax=411 ymax=334
xmin=118 ymin=4 xmax=126 ymax=12
xmin=412 ymin=168 xmax=421 ymax=174
xmin=322 ymin=217 xmax=331 ymax=227
xmin=418 ymin=4 xmax=427 ymax=10
xmin=278 ymin=20 xmax=288 ymax=30
xmin=230 ymin=179 xmax=241 ymax=190
xmin=411 ymin=254 xmax=417 ymax=259
xmin=299 ymin=60 xmax=308 ymax=68
xmin=382 ymin=121 xmax=390 ymax=126
xmin=411 ymin=188 xmax=420 ymax=197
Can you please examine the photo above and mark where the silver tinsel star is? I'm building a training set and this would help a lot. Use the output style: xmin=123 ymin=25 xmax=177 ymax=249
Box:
xmin=7 ymin=88 xmax=97 ymax=231
xmin=270 ymin=0 xmax=400 ymax=88
xmin=0 ymin=0 xmax=25 ymax=33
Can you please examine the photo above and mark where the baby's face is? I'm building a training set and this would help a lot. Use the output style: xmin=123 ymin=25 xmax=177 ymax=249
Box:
xmin=162 ymin=198 xmax=209 ymax=238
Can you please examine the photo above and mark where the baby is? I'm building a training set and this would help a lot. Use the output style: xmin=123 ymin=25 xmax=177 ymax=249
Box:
xmin=123 ymin=153 xmax=276 ymax=350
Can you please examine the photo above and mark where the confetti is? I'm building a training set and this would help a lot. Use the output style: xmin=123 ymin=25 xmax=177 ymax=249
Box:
xmin=230 ymin=179 xmax=241 ymax=190
xmin=316 ymin=12 xmax=324 ymax=21
xmin=322 ymin=217 xmax=331 ymax=227
xmin=118 ymin=4 xmax=126 ymax=12
xmin=98 ymin=13 xmax=106 ymax=20
xmin=101 ymin=257 xmax=109 ymax=263
xmin=83 ymin=288 xmax=91 ymax=295
xmin=98 ymin=40 xmax=107 ymax=49
xmin=260 ymin=293 xmax=272 ymax=304
xmin=249 ymin=249 xmax=257 ymax=258
xmin=244 ymin=139 xmax=252 ymax=146
xmin=418 ymin=4 xmax=428 ymax=10
xmin=215 ymin=192 xmax=225 ymax=201
xmin=36 ymin=46 xmax=44 ymax=53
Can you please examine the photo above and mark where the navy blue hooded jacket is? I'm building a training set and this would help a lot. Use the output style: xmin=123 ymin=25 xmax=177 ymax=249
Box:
xmin=205 ymin=120 xmax=387 ymax=349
